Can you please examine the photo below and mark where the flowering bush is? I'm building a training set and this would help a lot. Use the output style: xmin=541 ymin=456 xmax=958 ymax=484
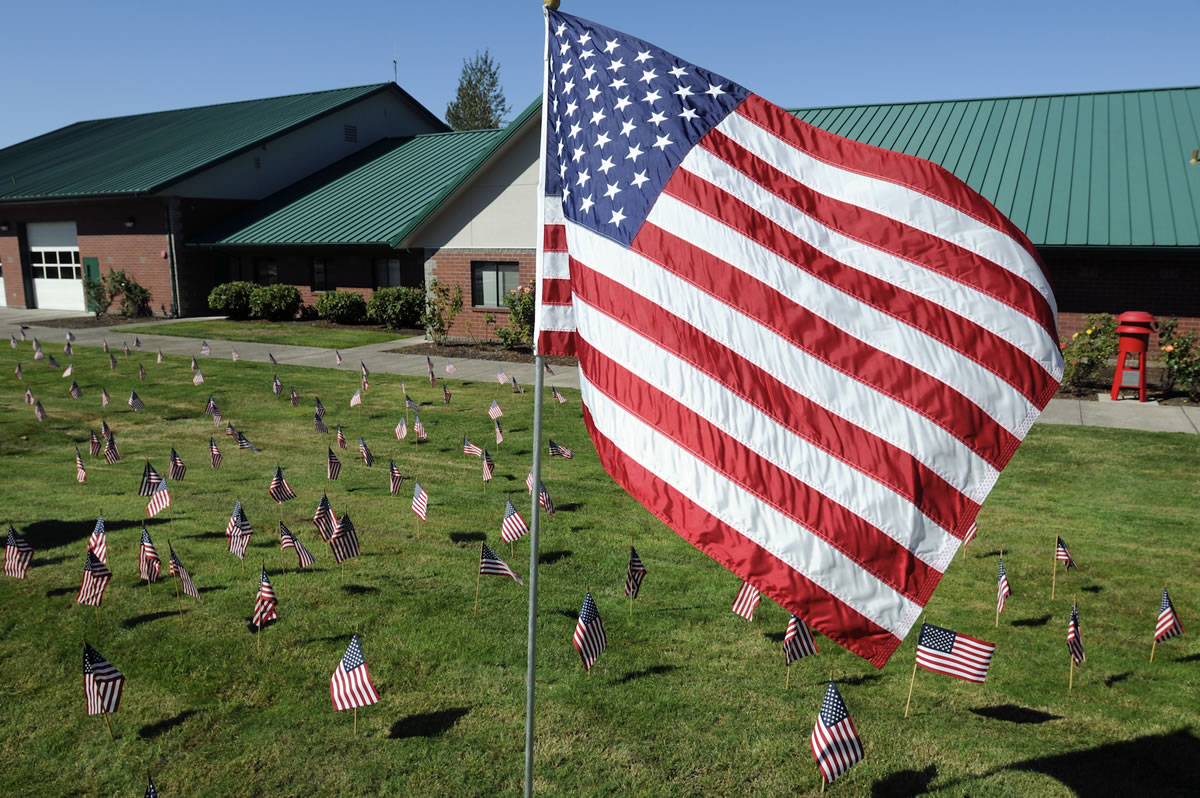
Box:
xmin=1060 ymin=313 xmax=1118 ymax=390
xmin=1157 ymin=318 xmax=1200 ymax=400
xmin=495 ymin=280 xmax=535 ymax=349
xmin=421 ymin=279 xmax=463 ymax=345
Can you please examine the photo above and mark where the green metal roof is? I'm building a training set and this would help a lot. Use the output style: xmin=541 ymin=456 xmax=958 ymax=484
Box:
xmin=195 ymin=129 xmax=505 ymax=247
xmin=0 ymin=83 xmax=446 ymax=201
xmin=791 ymin=87 xmax=1200 ymax=247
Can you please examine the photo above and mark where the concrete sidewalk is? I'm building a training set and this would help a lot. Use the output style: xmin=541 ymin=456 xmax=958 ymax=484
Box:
xmin=3 ymin=307 xmax=1197 ymax=435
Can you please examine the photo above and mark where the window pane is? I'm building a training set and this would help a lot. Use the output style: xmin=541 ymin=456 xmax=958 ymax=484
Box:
xmin=500 ymin=264 xmax=520 ymax=296
xmin=43 ymin=250 xmax=58 ymax=264
xmin=73 ymin=251 xmax=81 ymax=264
xmin=44 ymin=265 xmax=59 ymax=279
xmin=73 ymin=266 xmax=83 ymax=279
xmin=30 ymin=251 xmax=43 ymax=264
xmin=312 ymin=259 xmax=326 ymax=291
xmin=32 ymin=266 xmax=44 ymax=279
xmin=60 ymin=251 xmax=74 ymax=264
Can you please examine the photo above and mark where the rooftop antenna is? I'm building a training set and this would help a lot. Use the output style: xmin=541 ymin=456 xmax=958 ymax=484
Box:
xmin=393 ymin=42 xmax=398 ymax=84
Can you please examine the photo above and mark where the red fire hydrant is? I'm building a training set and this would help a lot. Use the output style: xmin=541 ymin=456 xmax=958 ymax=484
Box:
xmin=1110 ymin=311 xmax=1156 ymax=402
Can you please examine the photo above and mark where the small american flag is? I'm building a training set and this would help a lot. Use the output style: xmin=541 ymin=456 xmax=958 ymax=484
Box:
xmin=573 ymin=592 xmax=607 ymax=671
xmin=88 ymin=516 xmax=107 ymax=562
xmin=272 ymin=375 xmax=282 ymax=395
xmin=16 ymin=363 xmax=24 ymax=381
xmin=406 ymin=394 xmax=418 ymax=412
xmin=413 ymin=415 xmax=427 ymax=441
xmin=1056 ymin=537 xmax=1077 ymax=569
xmin=1068 ymin=600 xmax=1086 ymax=665
xmin=210 ymin=438 xmax=223 ymax=469
xmin=128 ymin=391 xmax=144 ymax=411
xmin=480 ymin=542 xmax=523 ymax=584
xmin=24 ymin=385 xmax=33 ymax=404
xmin=90 ymin=430 xmax=102 ymax=456
xmin=732 ymin=581 xmax=761 ymax=621
xmin=169 ymin=448 xmax=186 ymax=481
xmin=139 ymin=461 xmax=164 ymax=497
xmin=359 ymin=437 xmax=374 ymax=467
xmin=101 ymin=419 xmax=112 ymax=438
xmin=252 ymin=565 xmax=278 ymax=628
xmin=138 ymin=363 xmax=146 ymax=382
xmin=1155 ymin=588 xmax=1185 ymax=643
xmin=269 ymin=352 xmax=278 ymax=366
xmin=337 ymin=425 xmax=347 ymax=449
xmin=327 ymin=448 xmax=341 ymax=480
xmin=350 ymin=389 xmax=362 ymax=407
xmin=123 ymin=342 xmax=131 ymax=357
xmin=784 ymin=615 xmax=819 ymax=663
xmin=231 ymin=348 xmax=240 ymax=362
xmin=75 ymin=448 xmax=87 ymax=483
xmin=394 ymin=417 xmax=408 ymax=440
xmin=335 ymin=350 xmax=343 ymax=365
xmin=427 ymin=355 xmax=435 ymax=382
xmin=315 ymin=397 xmax=326 ymax=418
xmin=964 ymin=521 xmax=979 ymax=547
xmin=915 ymin=623 xmax=995 ymax=683
xmin=64 ymin=342 xmax=73 ymax=356
xmin=290 ymin=388 xmax=299 ymax=407
xmin=66 ymin=330 xmax=76 ymax=343
xmin=496 ymin=368 xmax=508 ymax=384
xmin=501 ymin=499 xmax=529 ymax=543
xmin=83 ymin=643 xmax=125 ymax=715
xmin=146 ymin=481 xmax=172 ymax=518
xmin=445 ymin=361 xmax=456 ymax=375
xmin=551 ymin=386 xmax=567 ymax=404
xmin=269 ymin=466 xmax=297 ymax=503
xmin=811 ymin=681 xmax=864 ymax=784
xmin=625 ymin=547 xmax=647 ymax=598
xmin=190 ymin=356 xmax=198 ymax=371
xmin=145 ymin=775 xmax=157 ymax=798
xmin=280 ymin=522 xmax=316 ymax=568
xmin=193 ymin=369 xmax=204 ymax=385
xmin=77 ymin=551 xmax=112 ymax=606
xmin=315 ymin=413 xmax=328 ymax=434
xmin=463 ymin=437 xmax=484 ymax=457
xmin=495 ymin=420 xmax=504 ymax=445
xmin=48 ymin=354 xmax=60 ymax=368
xmin=412 ymin=482 xmax=429 ymax=520
xmin=488 ymin=400 xmax=504 ymax=420
xmin=103 ymin=434 xmax=120 ymax=464
xmin=538 ymin=482 xmax=555 ymax=516
xmin=313 ymin=494 xmax=337 ymax=541
xmin=169 ymin=544 xmax=200 ymax=598
xmin=157 ymin=349 xmax=163 ymax=364
xmin=360 ymin=360 xmax=369 ymax=385
xmin=34 ymin=401 xmax=46 ymax=422
xmin=108 ymin=354 xmax=117 ymax=370
xmin=134 ymin=336 xmax=141 ymax=350
xmin=68 ymin=380 xmax=82 ymax=400
xmin=63 ymin=362 xmax=73 ymax=377
xmin=331 ymin=634 xmax=380 ymax=711
xmin=997 ymin=557 xmax=1012 ymax=614
xmin=4 ymin=526 xmax=33 ymax=579
xmin=544 ymin=362 xmax=555 ymax=376
xmin=443 ymin=383 xmax=452 ymax=404
xmin=511 ymin=375 xmax=524 ymax=394
xmin=548 ymin=440 xmax=574 ymax=459
xmin=227 ymin=501 xmax=253 ymax=560
xmin=482 ymin=449 xmax=495 ymax=483
xmin=237 ymin=432 xmax=261 ymax=452
xmin=204 ymin=395 xmax=217 ymax=416
xmin=139 ymin=527 xmax=161 ymax=582
xmin=389 ymin=460 xmax=404 ymax=495
xmin=330 ymin=514 xmax=360 ymax=563
xmin=226 ymin=422 xmax=238 ymax=437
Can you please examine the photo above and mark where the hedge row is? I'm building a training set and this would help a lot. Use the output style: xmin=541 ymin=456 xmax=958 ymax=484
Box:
xmin=208 ymin=282 xmax=424 ymax=328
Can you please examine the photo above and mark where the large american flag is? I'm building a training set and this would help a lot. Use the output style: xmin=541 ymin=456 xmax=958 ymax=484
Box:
xmin=4 ymin=526 xmax=33 ymax=579
xmin=573 ymin=592 xmax=607 ymax=671
xmin=77 ymin=551 xmax=112 ymax=607
xmin=810 ymin=681 xmax=863 ymax=783
xmin=1155 ymin=588 xmax=1185 ymax=643
xmin=331 ymin=634 xmax=380 ymax=711
xmin=535 ymin=10 xmax=1062 ymax=666
xmin=914 ymin=623 xmax=995 ymax=684
xmin=83 ymin=643 xmax=125 ymax=715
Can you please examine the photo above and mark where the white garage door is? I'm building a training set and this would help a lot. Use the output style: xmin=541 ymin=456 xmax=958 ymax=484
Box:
xmin=28 ymin=221 xmax=84 ymax=312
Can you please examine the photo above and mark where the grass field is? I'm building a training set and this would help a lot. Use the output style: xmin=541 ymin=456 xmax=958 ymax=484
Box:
xmin=1 ymin=342 xmax=1198 ymax=796
xmin=110 ymin=320 xmax=409 ymax=349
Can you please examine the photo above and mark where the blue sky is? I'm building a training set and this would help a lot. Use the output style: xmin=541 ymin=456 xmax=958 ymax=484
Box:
xmin=3 ymin=0 xmax=1195 ymax=150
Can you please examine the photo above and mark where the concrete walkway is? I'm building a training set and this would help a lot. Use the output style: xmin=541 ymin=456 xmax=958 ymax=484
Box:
xmin=3 ymin=307 xmax=1197 ymax=435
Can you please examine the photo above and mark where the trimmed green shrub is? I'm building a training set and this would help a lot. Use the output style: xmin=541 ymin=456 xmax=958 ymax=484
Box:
xmin=314 ymin=290 xmax=368 ymax=325
xmin=367 ymin=286 xmax=425 ymax=329
xmin=106 ymin=269 xmax=152 ymax=318
xmin=249 ymin=283 xmax=302 ymax=321
xmin=208 ymin=281 xmax=257 ymax=320
xmin=1158 ymin=318 xmax=1200 ymax=400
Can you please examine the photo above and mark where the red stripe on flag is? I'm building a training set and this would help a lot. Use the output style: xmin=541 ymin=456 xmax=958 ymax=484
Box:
xmin=577 ymin=337 xmax=946 ymax=602
xmin=735 ymin=95 xmax=1047 ymax=272
xmin=544 ymin=224 xmax=567 ymax=251
xmin=538 ymin=329 xmax=576 ymax=357
xmin=697 ymin=127 xmax=1059 ymax=342
xmin=581 ymin=404 xmax=901 ymax=666
xmin=541 ymin=277 xmax=573 ymax=305
xmin=570 ymin=259 xmax=976 ymax=536
xmin=662 ymin=167 xmax=1056 ymax=411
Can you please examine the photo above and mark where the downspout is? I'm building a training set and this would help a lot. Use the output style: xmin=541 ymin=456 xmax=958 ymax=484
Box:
xmin=161 ymin=199 xmax=181 ymax=317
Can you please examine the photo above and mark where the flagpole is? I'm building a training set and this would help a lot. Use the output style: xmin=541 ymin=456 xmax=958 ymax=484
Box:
xmin=526 ymin=6 xmax=553 ymax=795
xmin=1150 ymin=637 xmax=1158 ymax=664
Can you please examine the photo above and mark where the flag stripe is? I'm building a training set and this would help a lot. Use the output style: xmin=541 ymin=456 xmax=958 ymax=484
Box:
xmin=580 ymin=400 xmax=908 ymax=665
xmin=571 ymin=259 xmax=976 ymax=536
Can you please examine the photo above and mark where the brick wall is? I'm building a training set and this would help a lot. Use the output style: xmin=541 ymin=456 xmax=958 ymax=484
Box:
xmin=424 ymin=247 xmax=536 ymax=340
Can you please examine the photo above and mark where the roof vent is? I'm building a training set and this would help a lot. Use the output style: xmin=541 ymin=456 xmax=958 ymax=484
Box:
xmin=344 ymin=124 xmax=358 ymax=143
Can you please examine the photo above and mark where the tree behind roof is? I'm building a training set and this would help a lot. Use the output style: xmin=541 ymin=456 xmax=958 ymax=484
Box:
xmin=445 ymin=50 xmax=510 ymax=131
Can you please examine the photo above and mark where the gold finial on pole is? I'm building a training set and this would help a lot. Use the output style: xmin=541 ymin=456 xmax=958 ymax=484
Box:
xmin=544 ymin=0 xmax=560 ymax=8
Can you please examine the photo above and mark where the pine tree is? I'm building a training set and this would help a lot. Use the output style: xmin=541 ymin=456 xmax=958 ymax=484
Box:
xmin=445 ymin=50 xmax=510 ymax=131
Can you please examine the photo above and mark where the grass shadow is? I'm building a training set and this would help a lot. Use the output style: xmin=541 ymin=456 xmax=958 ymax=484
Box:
xmin=539 ymin=550 xmax=572 ymax=565
xmin=342 ymin=584 xmax=378 ymax=595
xmin=817 ymin=673 xmax=881 ymax=687
xmin=969 ymin=705 xmax=1061 ymax=724
xmin=871 ymin=764 xmax=937 ymax=797
xmin=763 ymin=631 xmax=786 ymax=643
xmin=1005 ymin=729 xmax=1200 ymax=796
xmin=389 ymin=707 xmax=471 ymax=739
xmin=554 ymin=609 xmax=579 ymax=621
xmin=449 ymin=532 xmax=486 ymax=545
xmin=122 ymin=610 xmax=181 ymax=630
xmin=1175 ymin=653 xmax=1200 ymax=663
xmin=616 ymin=665 xmax=678 ymax=684
xmin=555 ymin=503 xmax=582 ymax=513
xmin=1012 ymin=614 xmax=1052 ymax=628
xmin=23 ymin=517 xmax=165 ymax=549
xmin=1105 ymin=672 xmax=1133 ymax=688
xmin=302 ymin=634 xmax=352 ymax=645
xmin=138 ymin=709 xmax=198 ymax=739
xmin=974 ymin=550 xmax=1002 ymax=559
xmin=46 ymin=586 xmax=77 ymax=598
xmin=197 ymin=586 xmax=226 ymax=594
xmin=1082 ymin=585 xmax=1104 ymax=593
xmin=184 ymin=531 xmax=227 ymax=540
xmin=31 ymin=555 xmax=68 ymax=568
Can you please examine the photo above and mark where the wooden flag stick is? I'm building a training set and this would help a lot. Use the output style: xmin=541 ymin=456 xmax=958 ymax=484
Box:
xmin=904 ymin=658 xmax=919 ymax=718
xmin=340 ymin=560 xmax=345 ymax=583
xmin=1068 ymin=655 xmax=1074 ymax=691
xmin=785 ymin=663 xmax=791 ymax=690
xmin=474 ymin=544 xmax=483 ymax=617
xmin=1050 ymin=536 xmax=1058 ymax=599
xmin=1150 ymin=638 xmax=1158 ymax=664
xmin=103 ymin=713 xmax=115 ymax=739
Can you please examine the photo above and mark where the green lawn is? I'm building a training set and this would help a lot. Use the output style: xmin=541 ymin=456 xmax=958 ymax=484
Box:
xmin=110 ymin=319 xmax=410 ymax=349
xmin=1 ymin=344 xmax=1197 ymax=796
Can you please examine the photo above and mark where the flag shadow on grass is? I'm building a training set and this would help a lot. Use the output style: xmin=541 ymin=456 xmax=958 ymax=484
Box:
xmin=45 ymin=586 xmax=78 ymax=598
xmin=1011 ymin=614 xmax=1052 ymax=628
xmin=539 ymin=550 xmax=572 ymax=565
xmin=389 ymin=707 xmax=471 ymax=739
xmin=969 ymin=705 xmax=1061 ymax=725
xmin=1002 ymin=729 xmax=1200 ymax=796
xmin=449 ymin=532 xmax=485 ymax=545
xmin=1176 ymin=653 xmax=1200 ymax=663
xmin=342 ymin=584 xmax=378 ymax=595
xmin=31 ymin=555 xmax=68 ymax=568
xmin=24 ymin=517 xmax=167 ymax=549
xmin=1104 ymin=672 xmax=1133 ymax=688
xmin=871 ymin=764 xmax=937 ymax=797
xmin=973 ymin=550 xmax=1002 ymax=559
xmin=814 ymin=673 xmax=882 ymax=687
xmin=616 ymin=665 xmax=678 ymax=684
xmin=138 ymin=709 xmax=199 ymax=739
xmin=123 ymin=610 xmax=183 ymax=629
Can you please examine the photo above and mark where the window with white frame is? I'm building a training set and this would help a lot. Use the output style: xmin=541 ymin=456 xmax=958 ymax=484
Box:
xmin=471 ymin=261 xmax=519 ymax=307
xmin=29 ymin=248 xmax=81 ymax=280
